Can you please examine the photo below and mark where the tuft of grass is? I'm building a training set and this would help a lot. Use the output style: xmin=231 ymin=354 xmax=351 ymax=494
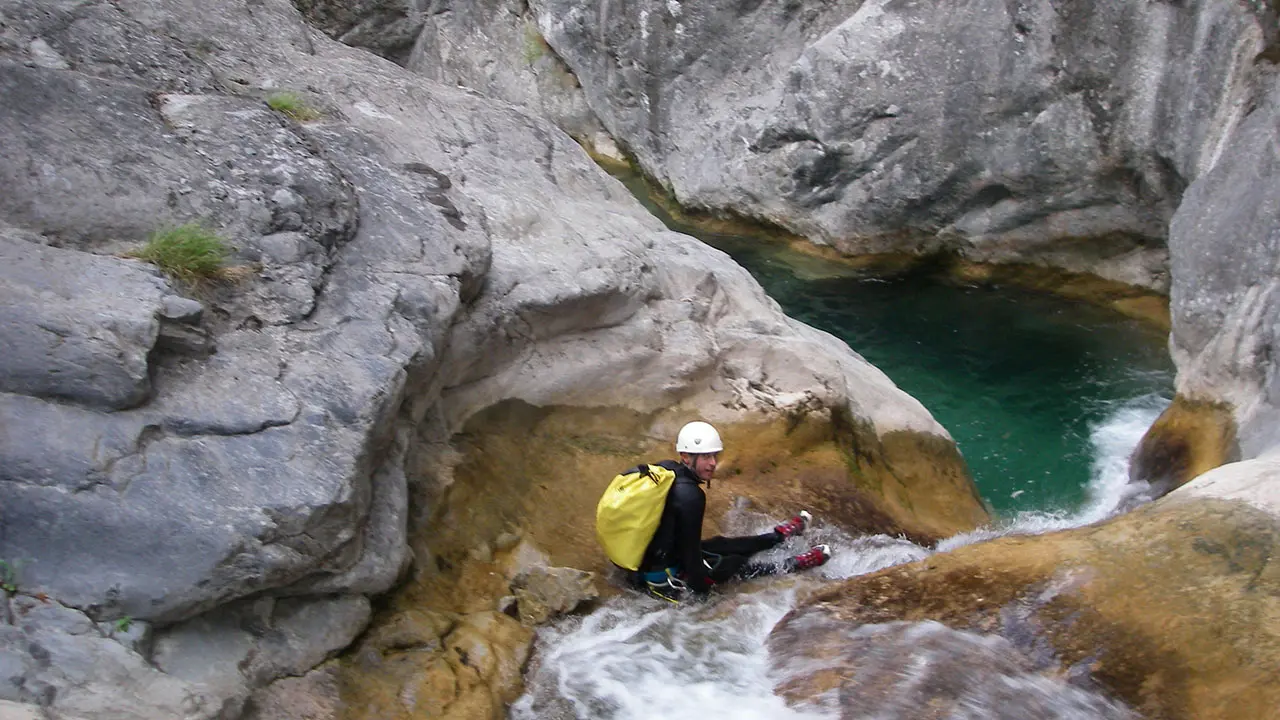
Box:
xmin=130 ymin=223 xmax=230 ymax=281
xmin=113 ymin=616 xmax=133 ymax=634
xmin=266 ymin=91 xmax=321 ymax=122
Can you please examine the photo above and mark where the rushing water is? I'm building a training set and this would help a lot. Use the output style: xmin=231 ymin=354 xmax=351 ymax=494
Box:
xmin=514 ymin=168 xmax=1176 ymax=718
xmin=513 ymin=397 xmax=1162 ymax=719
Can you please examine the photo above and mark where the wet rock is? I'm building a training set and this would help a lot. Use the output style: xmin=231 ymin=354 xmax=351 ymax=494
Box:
xmin=772 ymin=619 xmax=1135 ymax=719
xmin=1128 ymin=396 xmax=1238 ymax=497
xmin=1134 ymin=70 xmax=1280 ymax=483
xmin=0 ymin=0 xmax=990 ymax=713
xmin=776 ymin=489 xmax=1280 ymax=720
xmin=511 ymin=566 xmax=598 ymax=625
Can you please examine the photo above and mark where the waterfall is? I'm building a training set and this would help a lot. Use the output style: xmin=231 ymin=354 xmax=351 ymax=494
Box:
xmin=937 ymin=391 xmax=1170 ymax=552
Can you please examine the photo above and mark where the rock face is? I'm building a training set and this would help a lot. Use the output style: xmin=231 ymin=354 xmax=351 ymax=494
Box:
xmin=1134 ymin=68 xmax=1280 ymax=482
xmin=0 ymin=234 xmax=173 ymax=410
xmin=774 ymin=464 xmax=1280 ymax=719
xmin=387 ymin=0 xmax=1275 ymax=291
xmin=307 ymin=0 xmax=1280 ymax=496
xmin=0 ymin=0 xmax=987 ymax=716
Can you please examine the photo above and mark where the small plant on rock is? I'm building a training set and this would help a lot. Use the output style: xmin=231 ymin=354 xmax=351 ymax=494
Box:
xmin=130 ymin=223 xmax=230 ymax=282
xmin=0 ymin=560 xmax=20 ymax=594
xmin=266 ymin=91 xmax=321 ymax=122
xmin=113 ymin=616 xmax=133 ymax=634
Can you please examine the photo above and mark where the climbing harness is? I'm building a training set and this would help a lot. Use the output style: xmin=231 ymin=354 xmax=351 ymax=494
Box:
xmin=642 ymin=567 xmax=688 ymax=603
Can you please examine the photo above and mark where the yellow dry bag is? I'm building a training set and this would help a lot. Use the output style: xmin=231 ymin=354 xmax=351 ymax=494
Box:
xmin=596 ymin=463 xmax=678 ymax=571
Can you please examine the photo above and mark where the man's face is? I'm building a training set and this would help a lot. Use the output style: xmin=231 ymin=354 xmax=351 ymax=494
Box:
xmin=685 ymin=452 xmax=720 ymax=482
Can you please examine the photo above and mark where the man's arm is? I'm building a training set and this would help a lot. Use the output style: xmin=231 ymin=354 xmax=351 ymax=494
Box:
xmin=671 ymin=482 xmax=713 ymax=594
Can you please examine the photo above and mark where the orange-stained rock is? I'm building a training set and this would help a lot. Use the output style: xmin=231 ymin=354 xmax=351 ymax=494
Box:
xmin=335 ymin=400 xmax=988 ymax=719
xmin=424 ymin=401 xmax=989 ymax=584
xmin=337 ymin=610 xmax=532 ymax=720
xmin=1129 ymin=396 xmax=1238 ymax=496
xmin=773 ymin=496 xmax=1280 ymax=720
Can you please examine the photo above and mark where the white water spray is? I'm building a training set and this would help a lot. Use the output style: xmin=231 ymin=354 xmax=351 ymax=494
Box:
xmin=513 ymin=392 xmax=1170 ymax=718
xmin=938 ymin=392 xmax=1170 ymax=552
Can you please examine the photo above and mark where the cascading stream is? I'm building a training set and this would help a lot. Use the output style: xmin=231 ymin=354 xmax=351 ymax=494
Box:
xmin=512 ymin=395 xmax=1165 ymax=718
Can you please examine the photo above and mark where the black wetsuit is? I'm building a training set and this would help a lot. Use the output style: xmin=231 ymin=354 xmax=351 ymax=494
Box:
xmin=638 ymin=460 xmax=785 ymax=595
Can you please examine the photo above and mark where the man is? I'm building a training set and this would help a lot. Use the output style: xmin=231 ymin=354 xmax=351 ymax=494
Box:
xmin=636 ymin=421 xmax=831 ymax=602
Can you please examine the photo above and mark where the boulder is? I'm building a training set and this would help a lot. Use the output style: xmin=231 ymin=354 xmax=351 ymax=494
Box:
xmin=0 ymin=231 xmax=169 ymax=410
xmin=510 ymin=566 xmax=598 ymax=625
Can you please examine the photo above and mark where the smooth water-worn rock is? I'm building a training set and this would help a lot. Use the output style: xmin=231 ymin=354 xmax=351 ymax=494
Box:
xmin=775 ymin=466 xmax=1280 ymax=719
xmin=383 ymin=0 xmax=1274 ymax=289
xmin=311 ymin=0 xmax=1280 ymax=497
xmin=0 ymin=0 xmax=986 ymax=715
xmin=1140 ymin=69 xmax=1280 ymax=470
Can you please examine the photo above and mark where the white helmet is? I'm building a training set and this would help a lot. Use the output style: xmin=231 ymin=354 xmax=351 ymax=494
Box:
xmin=676 ymin=421 xmax=723 ymax=454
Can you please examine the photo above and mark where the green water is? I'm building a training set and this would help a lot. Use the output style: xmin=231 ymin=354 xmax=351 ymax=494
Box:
xmin=613 ymin=174 xmax=1175 ymax=516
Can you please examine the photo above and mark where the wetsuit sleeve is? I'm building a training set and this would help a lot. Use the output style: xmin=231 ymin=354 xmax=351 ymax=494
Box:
xmin=670 ymin=482 xmax=713 ymax=594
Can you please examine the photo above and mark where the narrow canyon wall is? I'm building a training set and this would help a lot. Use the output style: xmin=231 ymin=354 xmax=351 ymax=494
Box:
xmin=378 ymin=0 xmax=1275 ymax=292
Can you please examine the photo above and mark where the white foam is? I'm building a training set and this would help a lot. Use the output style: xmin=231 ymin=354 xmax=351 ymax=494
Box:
xmin=938 ymin=392 xmax=1170 ymax=552
xmin=514 ymin=393 xmax=1169 ymax=718
xmin=511 ymin=591 xmax=835 ymax=720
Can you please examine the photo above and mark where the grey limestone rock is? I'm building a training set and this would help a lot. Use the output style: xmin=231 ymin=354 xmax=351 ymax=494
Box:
xmin=0 ymin=597 xmax=229 ymax=719
xmin=0 ymin=0 xmax=997 ymax=713
xmin=376 ymin=0 xmax=1276 ymax=290
xmin=0 ymin=233 xmax=167 ymax=410
xmin=151 ymin=594 xmax=369 ymax=703
xmin=1166 ymin=69 xmax=1280 ymax=458
xmin=293 ymin=0 xmax=426 ymax=65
